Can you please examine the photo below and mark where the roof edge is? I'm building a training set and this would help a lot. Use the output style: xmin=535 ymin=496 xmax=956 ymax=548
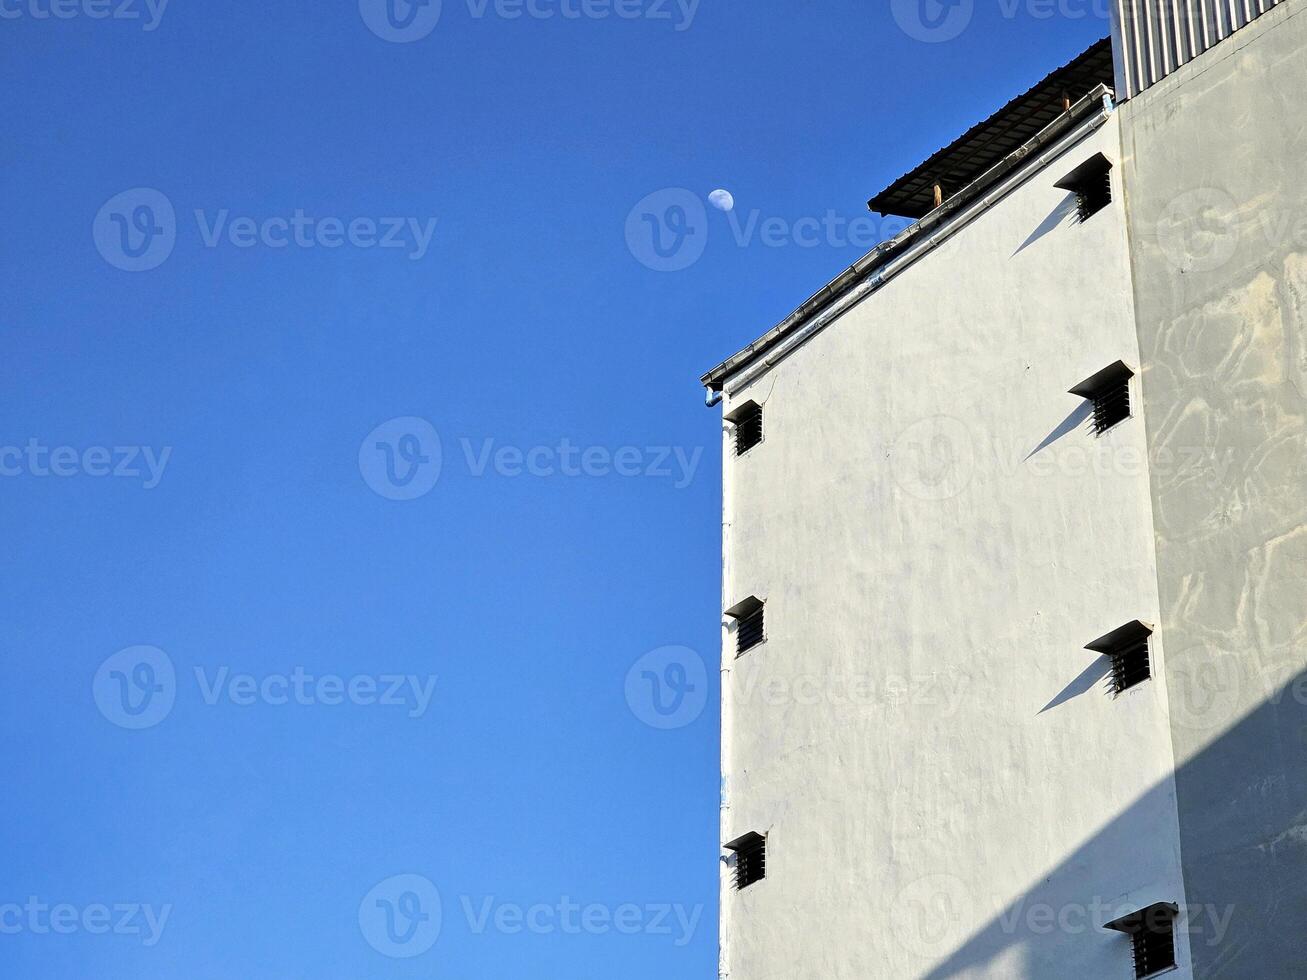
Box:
xmin=699 ymin=84 xmax=1115 ymax=396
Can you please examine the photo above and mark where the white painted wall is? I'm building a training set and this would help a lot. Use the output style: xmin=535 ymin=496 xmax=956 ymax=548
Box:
xmin=717 ymin=114 xmax=1190 ymax=979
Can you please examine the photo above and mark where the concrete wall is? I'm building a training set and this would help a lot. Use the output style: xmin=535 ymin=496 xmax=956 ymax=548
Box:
xmin=718 ymin=115 xmax=1191 ymax=978
xmin=1118 ymin=2 xmax=1307 ymax=974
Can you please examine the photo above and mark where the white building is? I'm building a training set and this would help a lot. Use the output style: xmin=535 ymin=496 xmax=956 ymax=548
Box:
xmin=701 ymin=4 xmax=1307 ymax=977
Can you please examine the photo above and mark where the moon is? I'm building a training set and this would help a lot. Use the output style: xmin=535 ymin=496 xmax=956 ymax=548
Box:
xmin=708 ymin=189 xmax=735 ymax=213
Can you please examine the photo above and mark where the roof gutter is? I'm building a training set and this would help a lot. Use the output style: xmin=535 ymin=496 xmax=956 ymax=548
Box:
xmin=700 ymin=84 xmax=1115 ymax=405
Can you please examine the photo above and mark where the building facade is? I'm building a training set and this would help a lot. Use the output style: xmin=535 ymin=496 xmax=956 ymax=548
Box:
xmin=702 ymin=4 xmax=1307 ymax=977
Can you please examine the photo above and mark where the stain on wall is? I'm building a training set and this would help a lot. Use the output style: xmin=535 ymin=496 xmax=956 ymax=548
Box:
xmin=1119 ymin=3 xmax=1307 ymax=973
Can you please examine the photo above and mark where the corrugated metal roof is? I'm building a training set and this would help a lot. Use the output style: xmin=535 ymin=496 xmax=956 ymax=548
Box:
xmin=867 ymin=38 xmax=1115 ymax=219
xmin=1111 ymin=0 xmax=1286 ymax=98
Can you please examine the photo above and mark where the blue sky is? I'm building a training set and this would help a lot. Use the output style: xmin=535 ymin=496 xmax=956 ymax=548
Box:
xmin=1 ymin=2 xmax=1108 ymax=976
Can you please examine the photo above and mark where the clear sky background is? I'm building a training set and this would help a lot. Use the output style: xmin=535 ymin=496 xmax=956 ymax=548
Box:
xmin=2 ymin=2 xmax=1108 ymax=976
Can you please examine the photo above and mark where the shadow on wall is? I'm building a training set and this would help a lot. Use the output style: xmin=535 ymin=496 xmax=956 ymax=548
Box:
xmin=918 ymin=667 xmax=1307 ymax=979
xmin=1013 ymin=193 xmax=1080 ymax=256
xmin=1038 ymin=654 xmax=1110 ymax=714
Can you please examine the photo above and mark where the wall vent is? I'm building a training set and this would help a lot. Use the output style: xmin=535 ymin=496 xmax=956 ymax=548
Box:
xmin=1088 ymin=620 xmax=1154 ymax=695
xmin=726 ymin=596 xmax=766 ymax=657
xmin=1070 ymin=360 xmax=1135 ymax=435
xmin=724 ymin=831 xmax=766 ymax=890
xmin=1106 ymin=902 xmax=1178 ymax=978
xmin=727 ymin=400 xmax=763 ymax=456
xmin=1055 ymin=153 xmax=1114 ymax=222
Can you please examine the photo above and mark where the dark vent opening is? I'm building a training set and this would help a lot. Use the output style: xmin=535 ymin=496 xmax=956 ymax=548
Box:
xmin=1132 ymin=923 xmax=1177 ymax=978
xmin=1107 ymin=903 xmax=1178 ymax=979
xmin=1069 ymin=360 xmax=1135 ymax=436
xmin=1087 ymin=621 xmax=1155 ymax=697
xmin=1078 ymin=167 xmax=1113 ymax=221
xmin=1110 ymin=635 xmax=1152 ymax=694
xmin=737 ymin=605 xmax=765 ymax=656
xmin=725 ymin=832 xmax=766 ymax=890
xmin=1093 ymin=379 xmax=1131 ymax=434
xmin=725 ymin=596 xmax=766 ymax=657
xmin=1055 ymin=152 xmax=1114 ymax=223
xmin=728 ymin=401 xmax=763 ymax=456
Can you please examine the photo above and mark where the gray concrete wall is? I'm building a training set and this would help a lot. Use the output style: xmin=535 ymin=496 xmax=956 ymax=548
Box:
xmin=1118 ymin=1 xmax=1307 ymax=974
xmin=717 ymin=115 xmax=1191 ymax=978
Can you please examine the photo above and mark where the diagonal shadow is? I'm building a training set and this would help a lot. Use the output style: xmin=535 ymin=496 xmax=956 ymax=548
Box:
xmin=1014 ymin=192 xmax=1080 ymax=256
xmin=918 ymin=668 xmax=1307 ymax=978
xmin=1026 ymin=400 xmax=1093 ymax=461
xmin=1039 ymin=655 xmax=1111 ymax=714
